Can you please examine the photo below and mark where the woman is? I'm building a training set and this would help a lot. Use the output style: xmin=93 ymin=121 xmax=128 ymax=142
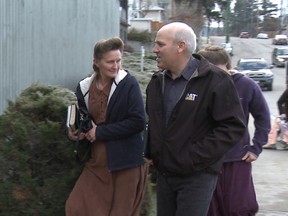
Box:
xmin=264 ymin=89 xmax=288 ymax=149
xmin=66 ymin=37 xmax=148 ymax=216
xmin=277 ymin=88 xmax=288 ymax=119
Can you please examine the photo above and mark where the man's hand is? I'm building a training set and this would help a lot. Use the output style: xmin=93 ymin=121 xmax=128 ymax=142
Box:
xmin=242 ymin=152 xmax=257 ymax=162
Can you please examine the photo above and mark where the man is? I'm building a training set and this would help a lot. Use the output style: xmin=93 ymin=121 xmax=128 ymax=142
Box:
xmin=145 ymin=22 xmax=246 ymax=216
xmin=198 ymin=45 xmax=271 ymax=215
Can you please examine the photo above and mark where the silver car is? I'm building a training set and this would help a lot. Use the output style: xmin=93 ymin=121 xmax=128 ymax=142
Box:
xmin=272 ymin=46 xmax=288 ymax=67
xmin=257 ymin=33 xmax=269 ymax=39
xmin=235 ymin=58 xmax=274 ymax=91
xmin=220 ymin=42 xmax=233 ymax=56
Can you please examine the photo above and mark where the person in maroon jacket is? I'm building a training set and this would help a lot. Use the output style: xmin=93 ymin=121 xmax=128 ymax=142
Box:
xmin=145 ymin=22 xmax=246 ymax=216
xmin=198 ymin=45 xmax=271 ymax=216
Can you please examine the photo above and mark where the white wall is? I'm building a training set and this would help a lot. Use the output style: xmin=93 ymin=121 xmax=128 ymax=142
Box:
xmin=145 ymin=10 xmax=162 ymax=22
xmin=129 ymin=18 xmax=152 ymax=32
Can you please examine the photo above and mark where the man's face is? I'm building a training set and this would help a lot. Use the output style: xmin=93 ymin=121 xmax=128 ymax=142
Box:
xmin=153 ymin=29 xmax=178 ymax=70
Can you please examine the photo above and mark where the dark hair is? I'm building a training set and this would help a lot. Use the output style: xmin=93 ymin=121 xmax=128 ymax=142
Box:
xmin=197 ymin=45 xmax=231 ymax=70
xmin=92 ymin=37 xmax=124 ymax=72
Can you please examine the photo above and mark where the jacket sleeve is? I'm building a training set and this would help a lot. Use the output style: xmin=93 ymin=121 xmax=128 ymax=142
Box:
xmin=191 ymin=76 xmax=247 ymax=168
xmin=247 ymin=80 xmax=271 ymax=156
xmin=96 ymin=77 xmax=146 ymax=141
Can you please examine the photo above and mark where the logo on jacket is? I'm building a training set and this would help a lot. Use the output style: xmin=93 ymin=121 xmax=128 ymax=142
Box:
xmin=185 ymin=93 xmax=198 ymax=101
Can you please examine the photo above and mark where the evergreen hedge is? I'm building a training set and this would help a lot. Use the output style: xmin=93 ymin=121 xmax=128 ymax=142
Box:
xmin=127 ymin=29 xmax=152 ymax=43
xmin=0 ymin=83 xmax=152 ymax=216
xmin=0 ymin=83 xmax=80 ymax=215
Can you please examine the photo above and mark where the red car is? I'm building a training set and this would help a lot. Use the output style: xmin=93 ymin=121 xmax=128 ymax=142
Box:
xmin=239 ymin=32 xmax=249 ymax=38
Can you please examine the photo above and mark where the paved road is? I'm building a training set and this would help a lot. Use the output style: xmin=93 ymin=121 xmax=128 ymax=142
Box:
xmin=207 ymin=36 xmax=288 ymax=216
xmin=147 ymin=37 xmax=288 ymax=216
xmin=254 ymin=149 xmax=288 ymax=215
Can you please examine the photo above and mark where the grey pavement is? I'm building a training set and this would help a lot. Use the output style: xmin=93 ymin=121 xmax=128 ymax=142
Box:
xmin=253 ymin=148 xmax=288 ymax=216
xmin=147 ymin=37 xmax=288 ymax=216
xmin=199 ymin=36 xmax=288 ymax=215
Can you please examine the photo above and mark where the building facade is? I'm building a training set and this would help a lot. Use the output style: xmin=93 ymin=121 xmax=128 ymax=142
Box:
xmin=0 ymin=0 xmax=126 ymax=114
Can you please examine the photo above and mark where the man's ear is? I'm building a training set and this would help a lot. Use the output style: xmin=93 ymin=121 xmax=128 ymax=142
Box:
xmin=177 ymin=41 xmax=186 ymax=53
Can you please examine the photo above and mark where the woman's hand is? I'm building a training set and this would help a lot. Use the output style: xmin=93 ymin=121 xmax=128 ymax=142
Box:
xmin=68 ymin=129 xmax=86 ymax=141
xmin=85 ymin=121 xmax=97 ymax=143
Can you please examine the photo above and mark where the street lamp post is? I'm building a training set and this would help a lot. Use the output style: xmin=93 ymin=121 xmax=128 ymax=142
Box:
xmin=280 ymin=0 xmax=284 ymax=34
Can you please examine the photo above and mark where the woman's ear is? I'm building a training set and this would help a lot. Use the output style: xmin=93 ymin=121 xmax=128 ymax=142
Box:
xmin=93 ymin=58 xmax=98 ymax=67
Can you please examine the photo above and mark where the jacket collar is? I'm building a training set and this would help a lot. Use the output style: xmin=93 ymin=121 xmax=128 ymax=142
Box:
xmin=108 ymin=69 xmax=127 ymax=103
xmin=79 ymin=69 xmax=128 ymax=108
xmin=152 ymin=54 xmax=211 ymax=81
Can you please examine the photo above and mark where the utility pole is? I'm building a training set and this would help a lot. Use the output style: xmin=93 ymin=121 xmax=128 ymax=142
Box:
xmin=225 ymin=0 xmax=230 ymax=43
xmin=207 ymin=19 xmax=210 ymax=44
xmin=280 ymin=0 xmax=284 ymax=34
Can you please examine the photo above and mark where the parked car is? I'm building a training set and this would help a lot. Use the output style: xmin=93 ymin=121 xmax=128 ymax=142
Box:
xmin=272 ymin=47 xmax=288 ymax=67
xmin=239 ymin=32 xmax=249 ymax=38
xmin=220 ymin=42 xmax=233 ymax=56
xmin=235 ymin=58 xmax=274 ymax=91
xmin=257 ymin=33 xmax=269 ymax=39
xmin=272 ymin=35 xmax=288 ymax=45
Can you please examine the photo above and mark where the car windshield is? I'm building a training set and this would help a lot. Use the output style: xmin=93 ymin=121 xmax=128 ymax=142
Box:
xmin=225 ymin=43 xmax=231 ymax=48
xmin=277 ymin=49 xmax=288 ymax=55
xmin=239 ymin=62 xmax=268 ymax=70
xmin=276 ymin=35 xmax=287 ymax=39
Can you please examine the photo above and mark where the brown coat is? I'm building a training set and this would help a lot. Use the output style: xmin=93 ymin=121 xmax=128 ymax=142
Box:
xmin=65 ymin=78 xmax=148 ymax=216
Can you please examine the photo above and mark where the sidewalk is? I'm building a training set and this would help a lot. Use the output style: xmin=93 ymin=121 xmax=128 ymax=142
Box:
xmin=198 ymin=36 xmax=288 ymax=216
xmin=199 ymin=36 xmax=211 ymax=48
xmin=253 ymin=148 xmax=288 ymax=215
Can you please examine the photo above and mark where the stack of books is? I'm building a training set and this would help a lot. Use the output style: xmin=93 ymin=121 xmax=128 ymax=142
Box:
xmin=66 ymin=104 xmax=78 ymax=131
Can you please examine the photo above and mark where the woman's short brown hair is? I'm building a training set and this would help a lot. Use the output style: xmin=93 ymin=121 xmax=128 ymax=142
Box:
xmin=92 ymin=37 xmax=124 ymax=72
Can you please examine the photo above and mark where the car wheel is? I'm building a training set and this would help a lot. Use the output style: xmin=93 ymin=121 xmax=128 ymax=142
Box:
xmin=267 ymin=84 xmax=273 ymax=91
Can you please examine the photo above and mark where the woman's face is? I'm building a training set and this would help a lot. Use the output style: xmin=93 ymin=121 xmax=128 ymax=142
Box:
xmin=94 ymin=50 xmax=122 ymax=80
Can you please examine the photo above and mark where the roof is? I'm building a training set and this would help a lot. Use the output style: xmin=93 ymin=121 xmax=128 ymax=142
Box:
xmin=274 ymin=46 xmax=288 ymax=49
xmin=239 ymin=58 xmax=266 ymax=62
xmin=275 ymin=34 xmax=287 ymax=38
xmin=142 ymin=6 xmax=164 ymax=11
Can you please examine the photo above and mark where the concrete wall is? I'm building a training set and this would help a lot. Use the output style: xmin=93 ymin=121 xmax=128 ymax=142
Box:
xmin=0 ymin=0 xmax=120 ymax=114
xmin=129 ymin=18 xmax=152 ymax=32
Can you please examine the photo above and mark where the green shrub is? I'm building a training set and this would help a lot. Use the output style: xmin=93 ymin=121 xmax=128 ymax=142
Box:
xmin=0 ymin=82 xmax=153 ymax=215
xmin=127 ymin=28 xmax=152 ymax=43
xmin=0 ymin=83 xmax=80 ymax=216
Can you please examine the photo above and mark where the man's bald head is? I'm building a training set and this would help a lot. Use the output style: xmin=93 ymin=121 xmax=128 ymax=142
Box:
xmin=158 ymin=22 xmax=197 ymax=55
